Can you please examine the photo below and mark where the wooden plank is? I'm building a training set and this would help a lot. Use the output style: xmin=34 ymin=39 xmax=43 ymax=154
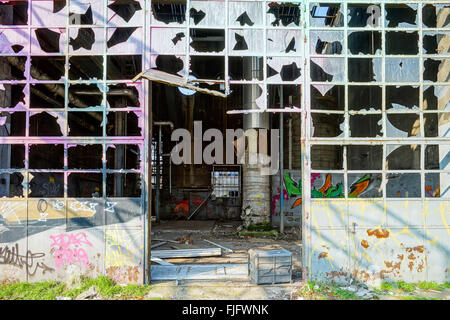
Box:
xmin=151 ymin=264 xmax=249 ymax=281
xmin=151 ymin=257 xmax=174 ymax=266
xmin=151 ymin=248 xmax=222 ymax=259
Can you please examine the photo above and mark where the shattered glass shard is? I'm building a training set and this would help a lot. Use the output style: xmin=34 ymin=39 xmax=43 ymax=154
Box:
xmin=35 ymin=28 xmax=61 ymax=53
xmin=108 ymin=0 xmax=142 ymax=23
xmin=190 ymin=8 xmax=206 ymax=25
xmin=236 ymin=12 xmax=254 ymax=26
xmin=171 ymin=32 xmax=185 ymax=45
xmin=233 ymin=33 xmax=248 ymax=51
xmin=107 ymin=27 xmax=138 ymax=48
xmin=69 ymin=5 xmax=93 ymax=25
xmin=53 ymin=0 xmax=66 ymax=13
xmin=70 ymin=28 xmax=95 ymax=50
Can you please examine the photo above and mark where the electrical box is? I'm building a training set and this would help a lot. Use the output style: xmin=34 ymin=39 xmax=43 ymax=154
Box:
xmin=248 ymin=248 xmax=292 ymax=285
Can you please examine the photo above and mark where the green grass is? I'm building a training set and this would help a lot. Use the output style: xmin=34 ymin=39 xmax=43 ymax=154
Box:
xmin=397 ymin=281 xmax=416 ymax=292
xmin=379 ymin=281 xmax=450 ymax=293
xmin=238 ymin=230 xmax=278 ymax=238
xmin=0 ymin=276 xmax=154 ymax=300
xmin=298 ymin=281 xmax=360 ymax=300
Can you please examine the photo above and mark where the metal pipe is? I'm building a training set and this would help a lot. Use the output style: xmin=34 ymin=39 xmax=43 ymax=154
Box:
xmin=279 ymin=85 xmax=284 ymax=234
xmin=289 ymin=118 xmax=292 ymax=170
xmin=155 ymin=125 xmax=161 ymax=221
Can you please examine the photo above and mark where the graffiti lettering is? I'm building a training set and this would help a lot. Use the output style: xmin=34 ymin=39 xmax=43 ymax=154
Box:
xmin=69 ymin=201 xmax=98 ymax=213
xmin=50 ymin=232 xmax=93 ymax=268
xmin=0 ymin=243 xmax=54 ymax=276
xmin=0 ymin=202 xmax=25 ymax=224
xmin=105 ymin=201 xmax=117 ymax=213
xmin=37 ymin=199 xmax=48 ymax=221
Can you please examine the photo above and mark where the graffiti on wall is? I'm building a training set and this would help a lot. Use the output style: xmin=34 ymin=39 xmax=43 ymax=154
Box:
xmin=0 ymin=243 xmax=54 ymax=276
xmin=50 ymin=232 xmax=93 ymax=268
xmin=105 ymin=226 xmax=143 ymax=267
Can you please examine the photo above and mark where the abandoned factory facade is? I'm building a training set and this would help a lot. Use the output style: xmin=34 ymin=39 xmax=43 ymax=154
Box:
xmin=0 ymin=0 xmax=449 ymax=285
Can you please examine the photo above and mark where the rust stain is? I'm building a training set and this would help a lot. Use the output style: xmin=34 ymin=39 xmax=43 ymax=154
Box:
xmin=367 ymin=228 xmax=389 ymax=239
xmin=318 ymin=252 xmax=328 ymax=259
xmin=408 ymin=253 xmax=416 ymax=260
xmin=405 ymin=245 xmax=424 ymax=253
xmin=397 ymin=254 xmax=404 ymax=261
xmin=417 ymin=260 xmax=425 ymax=273
xmin=360 ymin=240 xmax=369 ymax=249
xmin=326 ymin=269 xmax=348 ymax=280
xmin=408 ymin=261 xmax=414 ymax=271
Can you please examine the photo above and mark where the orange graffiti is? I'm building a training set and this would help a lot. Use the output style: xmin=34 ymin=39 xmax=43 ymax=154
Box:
xmin=319 ymin=174 xmax=332 ymax=194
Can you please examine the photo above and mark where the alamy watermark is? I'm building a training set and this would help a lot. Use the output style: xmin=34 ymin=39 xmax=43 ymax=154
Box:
xmin=170 ymin=121 xmax=280 ymax=176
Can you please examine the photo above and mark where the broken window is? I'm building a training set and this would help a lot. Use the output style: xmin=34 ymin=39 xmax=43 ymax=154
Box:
xmin=423 ymin=32 xmax=450 ymax=55
xmin=0 ymin=112 xmax=26 ymax=136
xmin=309 ymin=31 xmax=343 ymax=55
xmin=69 ymin=56 xmax=103 ymax=80
xmin=29 ymin=112 xmax=64 ymax=136
xmin=68 ymin=84 xmax=103 ymax=108
xmin=69 ymin=0 xmax=104 ymax=25
xmin=425 ymin=173 xmax=445 ymax=198
xmin=348 ymin=173 xmax=382 ymax=198
xmin=190 ymin=29 xmax=225 ymax=53
xmin=386 ymin=173 xmax=421 ymax=198
xmin=386 ymin=31 xmax=419 ymax=55
xmin=423 ymin=58 xmax=447 ymax=82
xmin=190 ymin=1 xmax=225 ymax=26
xmin=108 ymin=0 xmax=143 ymax=25
xmin=267 ymin=2 xmax=301 ymax=27
xmin=29 ymin=173 xmax=64 ymax=198
xmin=190 ymin=56 xmax=225 ymax=80
xmin=311 ymin=85 xmax=344 ymax=111
xmin=107 ymin=27 xmax=142 ymax=54
xmin=106 ymin=173 xmax=141 ymax=197
xmin=311 ymin=113 xmax=344 ymax=138
xmin=267 ymin=30 xmax=301 ymax=54
xmin=30 ymin=84 xmax=65 ymax=109
xmin=68 ymin=111 xmax=103 ymax=136
xmin=32 ymin=28 xmax=64 ymax=53
xmin=229 ymin=1 xmax=263 ymax=27
xmin=0 ymin=56 xmax=26 ymax=80
xmin=0 ymin=144 xmax=25 ymax=169
xmin=31 ymin=56 xmax=65 ymax=80
xmin=385 ymin=4 xmax=418 ymax=28
xmin=268 ymin=85 xmax=301 ymax=109
xmin=0 ymin=28 xmax=29 ymax=54
xmin=29 ymin=144 xmax=64 ymax=169
xmin=347 ymin=145 xmax=382 ymax=170
xmin=107 ymin=83 xmax=140 ymax=109
xmin=106 ymin=111 xmax=142 ymax=136
xmin=386 ymin=58 xmax=419 ymax=83
xmin=311 ymin=145 xmax=343 ymax=170
xmin=349 ymin=115 xmax=382 ymax=138
xmin=229 ymin=57 xmax=263 ymax=81
xmin=386 ymin=145 xmax=421 ymax=170
xmin=348 ymin=3 xmax=381 ymax=28
xmin=348 ymin=58 xmax=382 ymax=82
xmin=0 ymin=84 xmax=26 ymax=108
xmin=348 ymin=31 xmax=382 ymax=55
xmin=425 ymin=145 xmax=441 ymax=170
xmin=0 ymin=172 xmax=24 ymax=198
xmin=348 ymin=86 xmax=382 ymax=111
xmin=310 ymin=58 xmax=345 ymax=82
xmin=70 ymin=27 xmax=103 ymax=52
xmin=211 ymin=170 xmax=240 ymax=198
xmin=68 ymin=144 xmax=103 ymax=169
xmin=106 ymin=144 xmax=141 ymax=170
xmin=425 ymin=113 xmax=450 ymax=138
xmin=0 ymin=1 xmax=28 ymax=25
xmin=230 ymin=29 xmax=264 ymax=53
xmin=422 ymin=4 xmax=450 ymax=28
xmin=68 ymin=173 xmax=102 ymax=198
xmin=152 ymin=55 xmax=185 ymax=76
xmin=386 ymin=86 xmax=419 ymax=110
xmin=151 ymin=28 xmax=186 ymax=54
xmin=267 ymin=57 xmax=302 ymax=82
xmin=151 ymin=0 xmax=186 ymax=25
xmin=310 ymin=3 xmax=343 ymax=28
xmin=107 ymin=55 xmax=142 ymax=80
xmin=386 ymin=114 xmax=421 ymax=138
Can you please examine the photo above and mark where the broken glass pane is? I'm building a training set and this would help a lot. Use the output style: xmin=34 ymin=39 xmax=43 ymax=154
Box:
xmin=70 ymin=27 xmax=104 ymax=52
xmin=32 ymin=0 xmax=66 ymax=26
xmin=69 ymin=84 xmax=103 ymax=108
xmin=348 ymin=31 xmax=382 ymax=55
xmin=70 ymin=0 xmax=104 ymax=25
xmin=68 ymin=144 xmax=103 ymax=169
xmin=151 ymin=0 xmax=186 ymax=25
xmin=32 ymin=28 xmax=65 ymax=54
xmin=0 ymin=144 xmax=25 ymax=169
xmin=424 ymin=86 xmax=450 ymax=111
xmin=106 ymin=144 xmax=141 ymax=169
xmin=190 ymin=29 xmax=225 ymax=53
xmin=68 ymin=173 xmax=102 ymax=197
xmin=107 ymin=55 xmax=142 ymax=80
xmin=69 ymin=56 xmax=103 ymax=80
xmin=106 ymin=111 xmax=142 ymax=136
xmin=0 ymin=172 xmax=24 ymax=198
xmin=348 ymin=86 xmax=381 ymax=111
xmin=267 ymin=85 xmax=301 ymax=109
xmin=310 ymin=58 xmax=345 ymax=82
xmin=30 ymin=84 xmax=65 ymax=109
xmin=229 ymin=57 xmax=263 ymax=81
xmin=423 ymin=58 xmax=448 ymax=82
xmin=386 ymin=173 xmax=420 ymax=198
xmin=0 ymin=84 xmax=26 ymax=108
xmin=190 ymin=56 xmax=225 ymax=80
xmin=68 ymin=111 xmax=103 ymax=136
xmin=385 ymin=58 xmax=419 ymax=83
xmin=0 ymin=56 xmax=26 ymax=80
xmin=29 ymin=112 xmax=64 ymax=136
xmin=0 ymin=28 xmax=29 ymax=53
xmin=107 ymin=27 xmax=142 ymax=54
xmin=309 ymin=31 xmax=343 ymax=55
xmin=422 ymin=4 xmax=450 ymax=29
xmin=386 ymin=86 xmax=420 ymax=110
xmin=108 ymin=0 xmax=143 ymax=25
xmin=386 ymin=31 xmax=419 ymax=55
xmin=267 ymin=2 xmax=301 ymax=27
xmin=348 ymin=3 xmax=381 ymax=28
xmin=29 ymin=173 xmax=64 ymax=198
xmin=31 ymin=56 xmax=65 ymax=80
xmin=425 ymin=113 xmax=450 ymax=138
xmin=348 ymin=173 xmax=382 ymax=198
xmin=190 ymin=1 xmax=225 ymax=26
xmin=349 ymin=114 xmax=382 ymax=137
xmin=425 ymin=145 xmax=440 ymax=170
xmin=106 ymin=173 xmax=141 ymax=197
xmin=386 ymin=145 xmax=421 ymax=170
xmin=29 ymin=144 xmax=64 ymax=169
xmin=311 ymin=85 xmax=344 ymax=111
xmin=348 ymin=58 xmax=382 ymax=82
xmin=347 ymin=145 xmax=382 ymax=170
xmin=0 ymin=111 xmax=26 ymax=136
xmin=310 ymin=3 xmax=343 ymax=27
xmin=228 ymin=1 xmax=263 ymax=27
xmin=229 ymin=29 xmax=264 ymax=54
xmin=0 ymin=1 xmax=28 ymax=25
xmin=385 ymin=4 xmax=418 ymax=28
xmin=386 ymin=114 xmax=421 ymax=138
xmin=423 ymin=32 xmax=450 ymax=54
xmin=152 ymin=55 xmax=185 ymax=76
xmin=107 ymin=83 xmax=140 ymax=109
xmin=425 ymin=173 xmax=446 ymax=198
xmin=267 ymin=30 xmax=301 ymax=54
xmin=151 ymin=28 xmax=186 ymax=54
xmin=311 ymin=113 xmax=344 ymax=138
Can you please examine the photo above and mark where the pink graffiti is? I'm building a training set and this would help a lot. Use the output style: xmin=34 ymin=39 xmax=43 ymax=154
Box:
xmin=50 ymin=232 xmax=93 ymax=268
xmin=311 ymin=173 xmax=320 ymax=185
xmin=272 ymin=188 xmax=289 ymax=215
